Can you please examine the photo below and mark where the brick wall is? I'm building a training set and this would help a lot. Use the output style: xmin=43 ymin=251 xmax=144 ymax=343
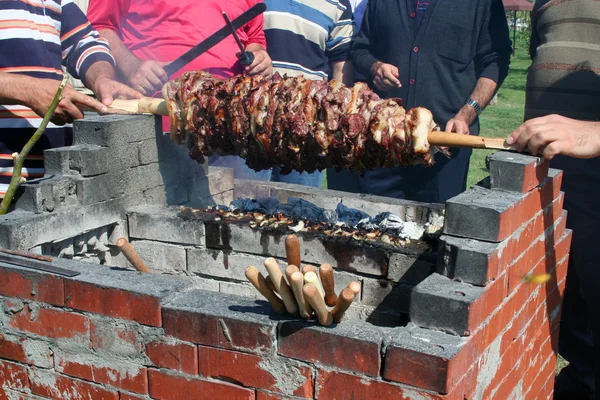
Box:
xmin=0 ymin=146 xmax=569 ymax=399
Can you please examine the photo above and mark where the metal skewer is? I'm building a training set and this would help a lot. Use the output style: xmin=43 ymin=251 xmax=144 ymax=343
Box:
xmin=222 ymin=11 xmax=255 ymax=66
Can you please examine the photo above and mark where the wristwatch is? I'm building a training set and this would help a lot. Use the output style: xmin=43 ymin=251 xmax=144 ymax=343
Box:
xmin=465 ymin=98 xmax=482 ymax=116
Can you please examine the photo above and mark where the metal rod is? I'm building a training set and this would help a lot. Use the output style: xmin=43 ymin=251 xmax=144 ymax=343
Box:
xmin=222 ymin=11 xmax=251 ymax=64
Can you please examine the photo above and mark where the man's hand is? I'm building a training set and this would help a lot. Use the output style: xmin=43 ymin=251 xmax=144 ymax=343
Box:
xmin=371 ymin=61 xmax=401 ymax=92
xmin=507 ymin=114 xmax=600 ymax=160
xmin=244 ymin=46 xmax=272 ymax=78
xmin=90 ymin=76 xmax=143 ymax=106
xmin=125 ymin=60 xmax=169 ymax=96
xmin=27 ymin=79 xmax=109 ymax=126
xmin=446 ymin=106 xmax=477 ymax=135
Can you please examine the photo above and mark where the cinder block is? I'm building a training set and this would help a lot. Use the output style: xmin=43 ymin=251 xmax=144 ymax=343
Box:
xmin=361 ymin=278 xmax=413 ymax=313
xmin=204 ymin=223 xmax=389 ymax=276
xmin=73 ymin=114 xmax=158 ymax=147
xmin=436 ymin=235 xmax=501 ymax=286
xmin=143 ymin=185 xmax=169 ymax=206
xmin=43 ymin=147 xmax=70 ymax=175
xmin=162 ymin=289 xmax=278 ymax=355
xmin=128 ymin=205 xmax=204 ymax=245
xmin=383 ymin=324 xmax=466 ymax=393
xmin=207 ymin=167 xmax=234 ymax=195
xmin=278 ymin=319 xmax=384 ymax=377
xmin=409 ymin=273 xmax=493 ymax=335
xmin=14 ymin=176 xmax=78 ymax=214
xmin=219 ymin=281 xmax=262 ymax=300
xmin=187 ymin=248 xmax=264 ymax=281
xmin=387 ymin=252 xmax=435 ymax=283
xmin=129 ymin=240 xmax=186 ymax=274
xmin=67 ymin=145 xmax=110 ymax=176
xmin=269 ymin=183 xmax=342 ymax=210
xmin=233 ymin=179 xmax=271 ymax=199
xmin=208 ymin=190 xmax=234 ymax=207
xmin=76 ymin=172 xmax=126 ymax=205
xmin=487 ymin=152 xmax=549 ymax=193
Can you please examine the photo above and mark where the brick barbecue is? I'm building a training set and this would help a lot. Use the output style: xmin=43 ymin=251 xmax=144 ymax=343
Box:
xmin=0 ymin=115 xmax=570 ymax=399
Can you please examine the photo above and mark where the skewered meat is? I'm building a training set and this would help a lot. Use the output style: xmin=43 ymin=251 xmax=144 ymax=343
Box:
xmin=163 ymin=71 xmax=449 ymax=173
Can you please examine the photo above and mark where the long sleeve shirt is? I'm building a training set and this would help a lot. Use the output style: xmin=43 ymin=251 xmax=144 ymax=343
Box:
xmin=350 ymin=0 xmax=512 ymax=133
xmin=0 ymin=0 xmax=116 ymax=195
xmin=87 ymin=0 xmax=267 ymax=80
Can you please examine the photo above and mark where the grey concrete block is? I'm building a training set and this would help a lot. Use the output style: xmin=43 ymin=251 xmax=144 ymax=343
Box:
xmin=129 ymin=240 xmax=186 ymax=274
xmin=14 ymin=176 xmax=78 ymax=214
xmin=204 ymin=223 xmax=389 ymax=276
xmin=387 ymin=253 xmax=435 ymax=283
xmin=208 ymin=167 xmax=234 ymax=195
xmin=73 ymin=114 xmax=158 ymax=147
xmin=143 ymin=185 xmax=169 ymax=206
xmin=361 ymin=278 xmax=413 ymax=313
xmin=219 ymin=281 xmax=262 ymax=300
xmin=487 ymin=152 xmax=548 ymax=193
xmin=233 ymin=179 xmax=271 ymax=199
xmin=67 ymin=144 xmax=110 ymax=176
xmin=269 ymin=183 xmax=343 ymax=210
xmin=76 ymin=172 xmax=126 ymax=205
xmin=383 ymin=323 xmax=466 ymax=393
xmin=187 ymin=248 xmax=264 ymax=281
xmin=162 ymin=289 xmax=279 ymax=354
xmin=81 ymin=198 xmax=128 ymax=233
xmin=190 ymin=276 xmax=220 ymax=292
xmin=443 ymin=185 xmax=524 ymax=242
xmin=128 ymin=205 xmax=204 ymax=245
xmin=436 ymin=235 xmax=502 ymax=286
xmin=409 ymin=273 xmax=485 ymax=335
xmin=43 ymin=147 xmax=70 ymax=175
xmin=208 ymin=190 xmax=234 ymax=207
xmin=185 ymin=176 xmax=210 ymax=205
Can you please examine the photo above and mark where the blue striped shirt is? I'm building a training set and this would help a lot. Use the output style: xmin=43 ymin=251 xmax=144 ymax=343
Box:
xmin=0 ymin=0 xmax=115 ymax=195
xmin=263 ymin=0 xmax=355 ymax=80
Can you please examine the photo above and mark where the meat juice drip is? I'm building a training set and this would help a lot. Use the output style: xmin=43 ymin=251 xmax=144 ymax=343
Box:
xmin=163 ymin=71 xmax=450 ymax=172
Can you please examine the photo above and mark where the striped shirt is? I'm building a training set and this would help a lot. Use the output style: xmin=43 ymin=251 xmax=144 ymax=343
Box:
xmin=0 ymin=0 xmax=114 ymax=195
xmin=263 ymin=0 xmax=355 ymax=81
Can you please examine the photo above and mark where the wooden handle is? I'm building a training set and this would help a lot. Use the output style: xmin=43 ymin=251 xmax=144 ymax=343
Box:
xmin=304 ymin=271 xmax=325 ymax=298
xmin=319 ymin=264 xmax=337 ymax=307
xmin=285 ymin=264 xmax=300 ymax=284
xmin=264 ymin=275 xmax=276 ymax=292
xmin=302 ymin=265 xmax=317 ymax=275
xmin=245 ymin=266 xmax=286 ymax=314
xmin=116 ymin=238 xmax=149 ymax=273
xmin=331 ymin=288 xmax=356 ymax=323
xmin=285 ymin=235 xmax=301 ymax=271
xmin=107 ymin=98 xmax=169 ymax=116
xmin=264 ymin=258 xmax=298 ymax=315
xmin=303 ymin=283 xmax=332 ymax=326
xmin=348 ymin=281 xmax=361 ymax=297
xmin=428 ymin=131 xmax=517 ymax=151
xmin=290 ymin=272 xmax=313 ymax=319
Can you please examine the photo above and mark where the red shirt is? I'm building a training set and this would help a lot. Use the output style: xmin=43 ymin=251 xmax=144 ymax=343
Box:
xmin=87 ymin=0 xmax=267 ymax=79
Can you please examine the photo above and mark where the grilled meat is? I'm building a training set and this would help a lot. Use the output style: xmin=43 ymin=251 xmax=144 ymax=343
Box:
xmin=163 ymin=71 xmax=449 ymax=172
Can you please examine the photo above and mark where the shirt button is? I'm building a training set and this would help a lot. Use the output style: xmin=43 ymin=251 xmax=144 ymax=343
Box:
xmin=410 ymin=12 xmax=416 ymax=17
xmin=409 ymin=78 xmax=415 ymax=85
xmin=413 ymin=46 xmax=419 ymax=53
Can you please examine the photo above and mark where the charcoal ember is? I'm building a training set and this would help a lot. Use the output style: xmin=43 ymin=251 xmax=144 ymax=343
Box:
xmin=162 ymin=71 xmax=451 ymax=173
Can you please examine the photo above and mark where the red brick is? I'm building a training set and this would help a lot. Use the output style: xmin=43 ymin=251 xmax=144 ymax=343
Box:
xmin=0 ymin=333 xmax=52 ymax=368
xmin=317 ymin=369 xmax=444 ymax=400
xmin=465 ymin=272 xmax=508 ymax=334
xmin=393 ymin=237 xmax=569 ymax=395
xmin=64 ymin=280 xmax=162 ymax=326
xmin=148 ymin=369 xmax=254 ymax=400
xmin=0 ymin=359 xmax=29 ymax=391
xmin=90 ymin=319 xmax=144 ymax=355
xmin=119 ymin=392 xmax=150 ymax=400
xmin=7 ymin=304 xmax=89 ymax=340
xmin=492 ymin=169 xmax=562 ymax=242
xmin=256 ymin=391 xmax=307 ymax=400
xmin=29 ymin=368 xmax=118 ymax=400
xmin=0 ymin=268 xmax=64 ymax=306
xmin=146 ymin=339 xmax=198 ymax=375
xmin=278 ymin=323 xmax=380 ymax=377
xmin=56 ymin=354 xmax=148 ymax=394
xmin=521 ymin=158 xmax=550 ymax=193
xmin=199 ymin=346 xmax=313 ymax=397
xmin=162 ymin=309 xmax=275 ymax=354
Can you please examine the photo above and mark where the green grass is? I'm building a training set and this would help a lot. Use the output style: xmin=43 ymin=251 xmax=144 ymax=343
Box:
xmin=466 ymin=46 xmax=531 ymax=187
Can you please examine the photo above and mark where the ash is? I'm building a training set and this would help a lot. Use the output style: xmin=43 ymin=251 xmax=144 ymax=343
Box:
xmin=224 ymin=197 xmax=430 ymax=241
